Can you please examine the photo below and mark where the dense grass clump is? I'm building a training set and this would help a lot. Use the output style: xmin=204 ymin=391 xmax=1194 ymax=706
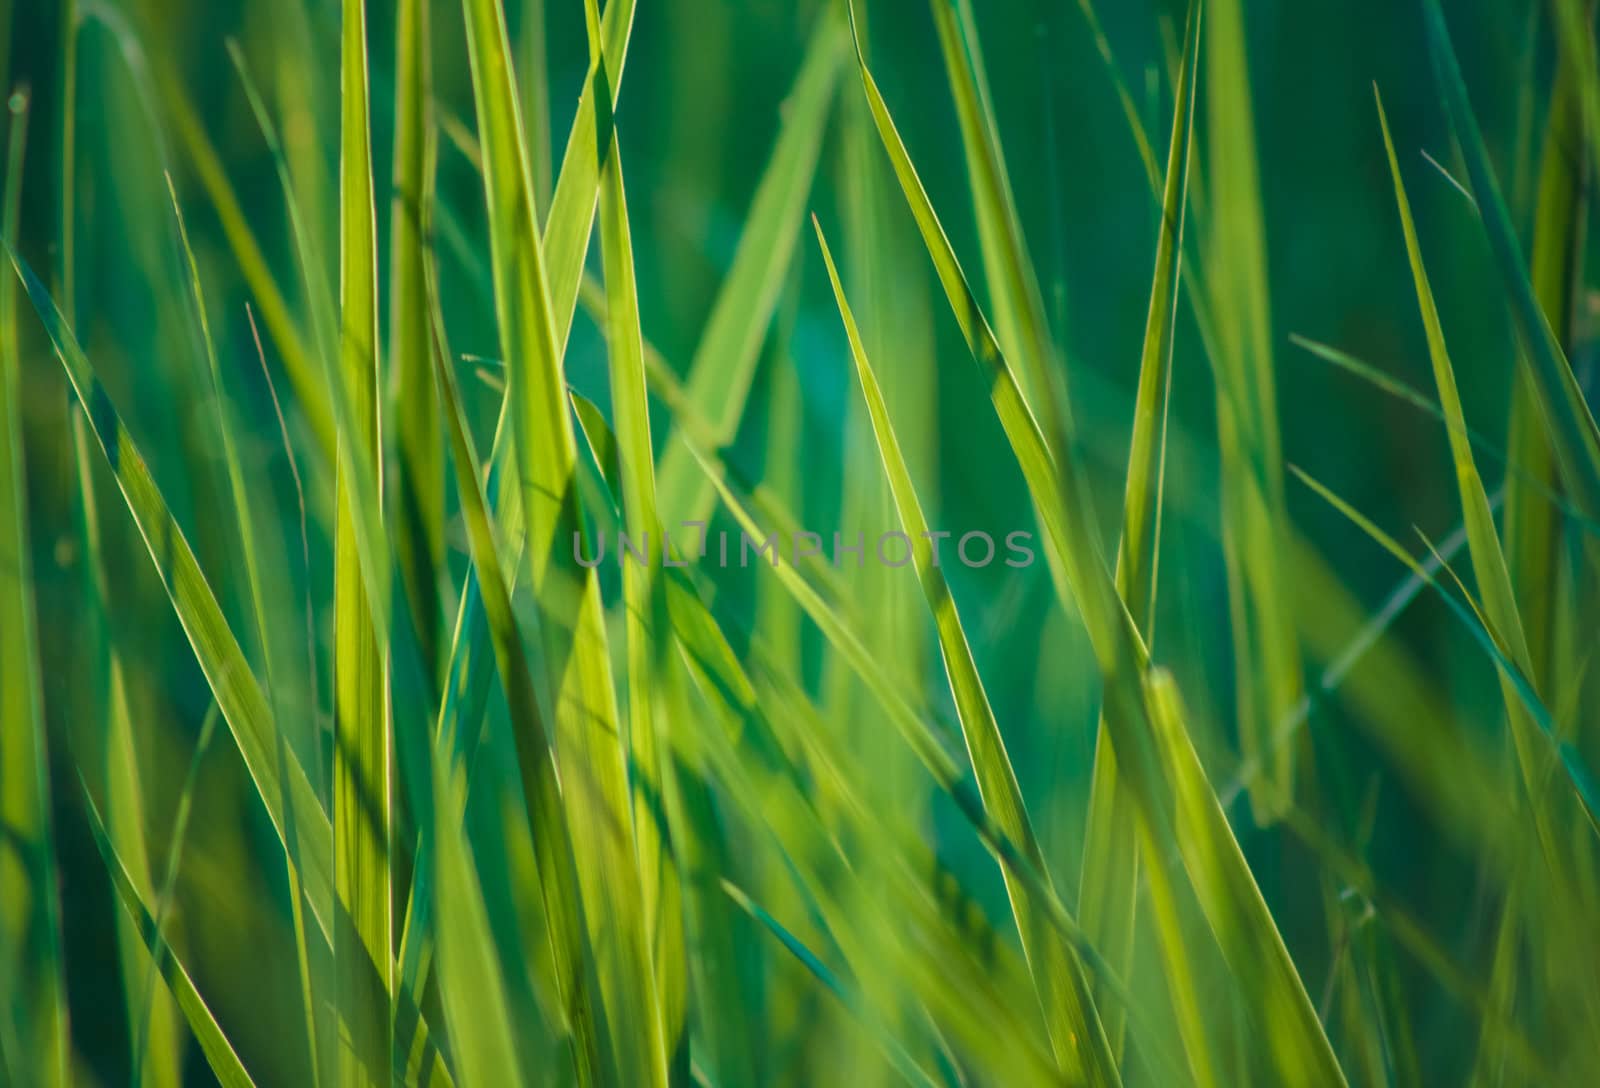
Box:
xmin=4 ymin=0 xmax=1600 ymax=1084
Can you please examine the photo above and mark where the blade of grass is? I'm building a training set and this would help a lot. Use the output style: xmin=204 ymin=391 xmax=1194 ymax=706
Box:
xmin=816 ymin=218 xmax=1120 ymax=1084
xmin=0 ymin=89 xmax=69 ymax=1088
xmin=1204 ymin=0 xmax=1304 ymax=823
xmin=81 ymin=781 xmax=258 ymax=1088
xmin=457 ymin=0 xmax=660 ymax=1082
xmin=1079 ymin=0 xmax=1198 ymax=1058
xmin=335 ymin=3 xmax=393 ymax=1083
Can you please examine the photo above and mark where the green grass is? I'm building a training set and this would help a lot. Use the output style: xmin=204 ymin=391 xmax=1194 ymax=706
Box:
xmin=6 ymin=0 xmax=1600 ymax=1084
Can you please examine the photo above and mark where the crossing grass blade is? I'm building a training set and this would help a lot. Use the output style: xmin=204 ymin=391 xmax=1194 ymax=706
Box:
xmin=390 ymin=0 xmax=444 ymax=689
xmin=334 ymin=2 xmax=393 ymax=1083
xmin=1078 ymin=0 xmax=1198 ymax=1056
xmin=81 ymin=783 xmax=258 ymax=1088
xmin=815 ymin=218 xmax=1120 ymax=1084
xmin=427 ymin=235 xmax=610 ymax=1085
xmin=1203 ymin=0 xmax=1304 ymax=824
xmin=0 ymin=91 xmax=69 ymax=1088
xmin=653 ymin=11 xmax=843 ymax=527
xmin=456 ymin=0 xmax=660 ymax=1082
xmin=1422 ymin=0 xmax=1600 ymax=521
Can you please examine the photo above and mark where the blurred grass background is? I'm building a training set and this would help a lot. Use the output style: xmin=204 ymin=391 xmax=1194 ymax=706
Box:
xmin=2 ymin=0 xmax=1599 ymax=1084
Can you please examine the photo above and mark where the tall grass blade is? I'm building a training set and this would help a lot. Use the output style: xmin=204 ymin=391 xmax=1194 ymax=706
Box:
xmin=815 ymin=219 xmax=1119 ymax=1083
xmin=1204 ymin=0 xmax=1304 ymax=823
xmin=335 ymin=2 xmax=393 ymax=1083
xmin=1079 ymin=0 xmax=1198 ymax=1056
xmin=0 ymin=89 xmax=69 ymax=1088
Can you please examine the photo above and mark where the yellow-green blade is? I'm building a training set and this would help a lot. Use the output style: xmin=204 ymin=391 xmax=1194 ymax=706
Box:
xmin=1079 ymin=0 xmax=1199 ymax=1058
xmin=334 ymin=3 xmax=392 ymax=1083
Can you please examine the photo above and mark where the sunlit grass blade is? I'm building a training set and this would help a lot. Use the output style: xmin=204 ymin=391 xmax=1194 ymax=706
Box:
xmin=0 ymin=90 xmax=69 ymax=1088
xmin=1204 ymin=0 xmax=1303 ymax=823
xmin=1422 ymin=0 xmax=1600 ymax=520
xmin=428 ymin=240 xmax=610 ymax=1085
xmin=389 ymin=0 xmax=444 ymax=690
xmin=1079 ymin=0 xmax=1198 ymax=1057
xmin=457 ymin=0 xmax=659 ymax=1081
xmin=334 ymin=2 xmax=393 ymax=1082
xmin=815 ymin=218 xmax=1119 ymax=1083
xmin=81 ymin=783 xmax=257 ymax=1088
xmin=653 ymin=11 xmax=843 ymax=527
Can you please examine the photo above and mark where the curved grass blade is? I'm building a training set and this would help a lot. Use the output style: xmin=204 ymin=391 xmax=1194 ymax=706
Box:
xmin=0 ymin=90 xmax=69 ymax=1088
xmin=1422 ymin=0 xmax=1600 ymax=521
xmin=81 ymin=783 xmax=257 ymax=1088
xmin=1078 ymin=1 xmax=1199 ymax=1056
xmin=335 ymin=3 xmax=393 ymax=1082
xmin=816 ymin=219 xmax=1119 ymax=1084
xmin=653 ymin=12 xmax=843 ymax=527
xmin=457 ymin=0 xmax=658 ymax=1080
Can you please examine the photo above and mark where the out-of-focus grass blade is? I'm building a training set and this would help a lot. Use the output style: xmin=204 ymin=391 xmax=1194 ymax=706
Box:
xmin=0 ymin=90 xmax=69 ymax=1088
xmin=721 ymin=882 xmax=942 ymax=1088
xmin=390 ymin=0 xmax=444 ymax=688
xmin=1505 ymin=8 xmax=1588 ymax=695
xmin=81 ymin=784 xmax=257 ymax=1088
xmin=1292 ymin=468 xmax=1600 ymax=831
xmin=335 ymin=2 xmax=393 ymax=1083
xmin=1422 ymin=0 xmax=1600 ymax=521
xmin=157 ymin=71 xmax=336 ymax=465
xmin=815 ymin=219 xmax=1119 ymax=1084
xmin=166 ymin=174 xmax=322 ymax=1088
xmin=653 ymin=12 xmax=842 ymax=527
xmin=428 ymin=241 xmax=610 ymax=1085
xmin=1204 ymin=0 xmax=1304 ymax=823
xmin=457 ymin=0 xmax=659 ymax=1083
xmin=932 ymin=0 xmax=1068 ymax=454
xmin=1079 ymin=0 xmax=1198 ymax=1057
